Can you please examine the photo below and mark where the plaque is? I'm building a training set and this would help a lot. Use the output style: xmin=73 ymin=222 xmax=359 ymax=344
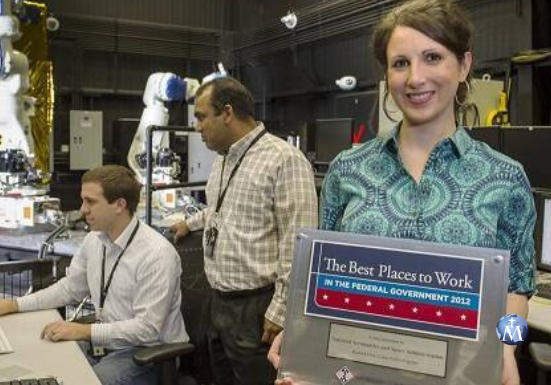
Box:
xmin=279 ymin=229 xmax=510 ymax=385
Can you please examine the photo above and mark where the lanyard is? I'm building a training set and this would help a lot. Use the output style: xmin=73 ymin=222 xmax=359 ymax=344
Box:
xmin=98 ymin=221 xmax=140 ymax=321
xmin=214 ymin=129 xmax=267 ymax=214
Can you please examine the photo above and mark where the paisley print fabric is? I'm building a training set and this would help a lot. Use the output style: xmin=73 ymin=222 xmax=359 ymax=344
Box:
xmin=320 ymin=126 xmax=536 ymax=294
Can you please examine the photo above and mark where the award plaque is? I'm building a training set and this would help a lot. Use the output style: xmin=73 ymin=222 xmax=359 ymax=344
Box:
xmin=279 ymin=229 xmax=510 ymax=385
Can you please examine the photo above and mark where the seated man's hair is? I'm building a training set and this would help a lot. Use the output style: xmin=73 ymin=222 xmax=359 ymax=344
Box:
xmin=82 ymin=165 xmax=141 ymax=215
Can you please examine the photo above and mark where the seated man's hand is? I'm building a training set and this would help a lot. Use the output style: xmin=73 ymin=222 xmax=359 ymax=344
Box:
xmin=41 ymin=320 xmax=91 ymax=342
xmin=0 ymin=300 xmax=18 ymax=316
xmin=170 ymin=221 xmax=190 ymax=242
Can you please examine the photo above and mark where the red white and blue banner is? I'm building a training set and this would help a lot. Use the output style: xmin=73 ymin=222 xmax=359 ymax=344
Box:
xmin=305 ymin=240 xmax=484 ymax=341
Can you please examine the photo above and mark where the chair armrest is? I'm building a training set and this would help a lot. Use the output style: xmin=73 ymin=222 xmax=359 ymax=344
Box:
xmin=133 ymin=342 xmax=195 ymax=366
xmin=530 ymin=342 xmax=551 ymax=371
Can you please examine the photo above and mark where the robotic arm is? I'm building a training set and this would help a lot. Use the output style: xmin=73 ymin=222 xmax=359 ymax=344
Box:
xmin=128 ymin=64 xmax=227 ymax=185
xmin=0 ymin=0 xmax=35 ymax=160
xmin=127 ymin=72 xmax=200 ymax=184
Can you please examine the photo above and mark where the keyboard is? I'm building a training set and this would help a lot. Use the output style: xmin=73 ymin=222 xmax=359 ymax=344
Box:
xmin=536 ymin=282 xmax=551 ymax=300
xmin=0 ymin=379 xmax=60 ymax=385
xmin=0 ymin=324 xmax=13 ymax=354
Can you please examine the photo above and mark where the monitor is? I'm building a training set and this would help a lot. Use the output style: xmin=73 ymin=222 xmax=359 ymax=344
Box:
xmin=500 ymin=126 xmax=551 ymax=189
xmin=534 ymin=190 xmax=551 ymax=272
xmin=112 ymin=118 xmax=139 ymax=166
xmin=464 ymin=126 xmax=501 ymax=152
xmin=263 ymin=121 xmax=314 ymax=155
xmin=314 ymin=118 xmax=355 ymax=164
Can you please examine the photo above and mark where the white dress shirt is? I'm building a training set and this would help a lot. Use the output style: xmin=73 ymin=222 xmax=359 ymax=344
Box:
xmin=18 ymin=216 xmax=188 ymax=350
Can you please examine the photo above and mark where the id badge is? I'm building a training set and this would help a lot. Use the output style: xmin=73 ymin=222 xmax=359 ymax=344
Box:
xmin=205 ymin=226 xmax=218 ymax=259
xmin=89 ymin=342 xmax=107 ymax=358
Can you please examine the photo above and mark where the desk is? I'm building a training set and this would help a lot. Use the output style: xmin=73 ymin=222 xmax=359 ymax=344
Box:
xmin=528 ymin=271 xmax=551 ymax=333
xmin=528 ymin=297 xmax=551 ymax=333
xmin=0 ymin=227 xmax=85 ymax=258
xmin=0 ymin=310 xmax=101 ymax=385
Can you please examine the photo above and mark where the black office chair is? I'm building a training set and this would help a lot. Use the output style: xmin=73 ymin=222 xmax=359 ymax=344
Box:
xmin=133 ymin=232 xmax=212 ymax=385
xmin=529 ymin=342 xmax=551 ymax=385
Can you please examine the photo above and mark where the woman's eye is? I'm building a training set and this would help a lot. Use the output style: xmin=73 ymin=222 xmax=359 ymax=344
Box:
xmin=426 ymin=53 xmax=442 ymax=62
xmin=392 ymin=59 xmax=409 ymax=68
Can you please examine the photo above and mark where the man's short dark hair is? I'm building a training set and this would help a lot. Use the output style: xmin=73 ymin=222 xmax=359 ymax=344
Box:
xmin=196 ymin=77 xmax=255 ymax=120
xmin=82 ymin=165 xmax=141 ymax=215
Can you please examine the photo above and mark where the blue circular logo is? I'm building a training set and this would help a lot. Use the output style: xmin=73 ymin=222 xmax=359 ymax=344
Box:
xmin=496 ymin=314 xmax=529 ymax=345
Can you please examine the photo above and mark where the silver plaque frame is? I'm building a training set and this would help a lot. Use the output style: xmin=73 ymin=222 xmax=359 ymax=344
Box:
xmin=279 ymin=229 xmax=510 ymax=385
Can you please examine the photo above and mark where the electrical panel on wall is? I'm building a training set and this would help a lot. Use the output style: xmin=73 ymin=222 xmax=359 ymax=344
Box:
xmin=70 ymin=110 xmax=103 ymax=170
xmin=187 ymin=132 xmax=216 ymax=186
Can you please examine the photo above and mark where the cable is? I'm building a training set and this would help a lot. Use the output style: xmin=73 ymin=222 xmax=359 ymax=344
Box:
xmin=68 ymin=295 xmax=91 ymax=322
xmin=0 ymin=1 xmax=5 ymax=78
xmin=0 ymin=41 xmax=5 ymax=79
xmin=38 ymin=224 xmax=68 ymax=260
xmin=511 ymin=49 xmax=551 ymax=65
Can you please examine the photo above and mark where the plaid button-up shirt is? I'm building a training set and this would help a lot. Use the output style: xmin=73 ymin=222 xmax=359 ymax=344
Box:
xmin=187 ymin=123 xmax=318 ymax=326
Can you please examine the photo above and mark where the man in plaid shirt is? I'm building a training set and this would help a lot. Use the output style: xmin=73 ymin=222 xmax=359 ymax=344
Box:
xmin=171 ymin=77 xmax=318 ymax=385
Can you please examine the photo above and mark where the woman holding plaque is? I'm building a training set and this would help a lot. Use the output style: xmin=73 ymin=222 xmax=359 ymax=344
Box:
xmin=269 ymin=0 xmax=536 ymax=384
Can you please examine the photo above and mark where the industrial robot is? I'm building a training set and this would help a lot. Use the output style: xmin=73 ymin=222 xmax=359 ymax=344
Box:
xmin=128 ymin=63 xmax=226 ymax=211
xmin=0 ymin=0 xmax=59 ymax=227
xmin=0 ymin=0 xmax=37 ymax=186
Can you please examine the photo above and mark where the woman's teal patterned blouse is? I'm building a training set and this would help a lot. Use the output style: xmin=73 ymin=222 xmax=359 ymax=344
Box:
xmin=320 ymin=126 xmax=536 ymax=294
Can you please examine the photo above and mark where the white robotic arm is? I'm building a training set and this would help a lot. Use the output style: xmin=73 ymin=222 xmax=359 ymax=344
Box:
xmin=0 ymin=0 xmax=35 ymax=162
xmin=0 ymin=1 xmax=59 ymax=229
xmin=127 ymin=72 xmax=199 ymax=184
xmin=128 ymin=64 xmax=227 ymax=184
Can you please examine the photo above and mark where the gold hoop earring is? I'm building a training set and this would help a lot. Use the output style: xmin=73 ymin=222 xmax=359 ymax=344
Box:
xmin=455 ymin=81 xmax=471 ymax=106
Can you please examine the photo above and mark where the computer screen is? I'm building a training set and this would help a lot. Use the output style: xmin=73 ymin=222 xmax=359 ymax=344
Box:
xmin=315 ymin=118 xmax=355 ymax=164
xmin=464 ymin=126 xmax=500 ymax=152
xmin=501 ymin=126 xmax=551 ymax=189
xmin=534 ymin=190 xmax=551 ymax=272
xmin=263 ymin=121 xmax=313 ymax=155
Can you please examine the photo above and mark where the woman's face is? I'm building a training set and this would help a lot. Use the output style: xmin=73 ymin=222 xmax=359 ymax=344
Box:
xmin=386 ymin=26 xmax=471 ymax=129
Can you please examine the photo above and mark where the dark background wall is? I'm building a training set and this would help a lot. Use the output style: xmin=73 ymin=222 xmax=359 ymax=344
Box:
xmin=232 ymin=0 xmax=547 ymax=140
xmin=42 ymin=0 xmax=550 ymax=164
xmin=44 ymin=0 xmax=231 ymax=169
